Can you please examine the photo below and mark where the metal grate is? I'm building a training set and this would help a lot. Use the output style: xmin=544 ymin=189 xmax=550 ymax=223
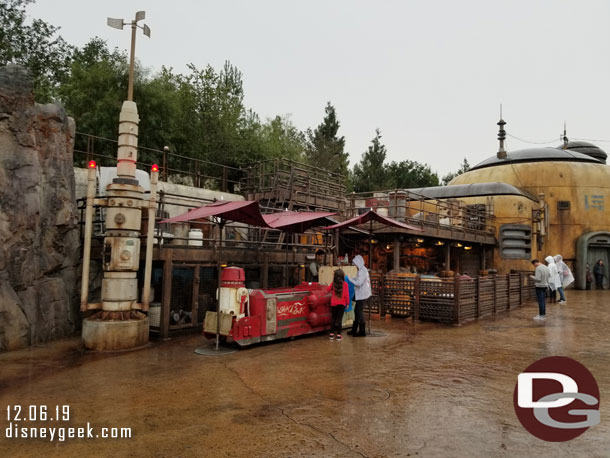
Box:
xmin=383 ymin=273 xmax=416 ymax=317
xmin=363 ymin=295 xmax=382 ymax=314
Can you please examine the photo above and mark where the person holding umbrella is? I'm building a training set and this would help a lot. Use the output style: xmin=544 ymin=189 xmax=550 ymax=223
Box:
xmin=348 ymin=255 xmax=371 ymax=337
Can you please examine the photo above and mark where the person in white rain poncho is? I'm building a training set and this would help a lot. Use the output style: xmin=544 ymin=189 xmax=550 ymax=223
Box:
xmin=544 ymin=256 xmax=562 ymax=303
xmin=347 ymin=255 xmax=371 ymax=337
xmin=554 ymin=254 xmax=574 ymax=304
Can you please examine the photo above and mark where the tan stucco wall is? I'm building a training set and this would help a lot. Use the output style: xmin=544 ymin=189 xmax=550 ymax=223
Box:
xmin=450 ymin=161 xmax=610 ymax=271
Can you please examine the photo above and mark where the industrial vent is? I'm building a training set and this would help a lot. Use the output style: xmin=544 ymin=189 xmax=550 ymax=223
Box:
xmin=557 ymin=201 xmax=571 ymax=210
xmin=499 ymin=224 xmax=532 ymax=259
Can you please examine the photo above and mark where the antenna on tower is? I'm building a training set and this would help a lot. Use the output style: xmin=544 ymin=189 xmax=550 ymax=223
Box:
xmin=497 ymin=104 xmax=507 ymax=159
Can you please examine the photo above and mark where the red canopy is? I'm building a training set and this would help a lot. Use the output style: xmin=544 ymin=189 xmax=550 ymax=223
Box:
xmin=322 ymin=210 xmax=422 ymax=232
xmin=159 ymin=200 xmax=270 ymax=227
xmin=263 ymin=211 xmax=337 ymax=232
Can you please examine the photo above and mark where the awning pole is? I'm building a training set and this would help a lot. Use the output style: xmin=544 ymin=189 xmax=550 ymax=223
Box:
xmin=216 ymin=221 xmax=225 ymax=351
xmin=368 ymin=218 xmax=373 ymax=335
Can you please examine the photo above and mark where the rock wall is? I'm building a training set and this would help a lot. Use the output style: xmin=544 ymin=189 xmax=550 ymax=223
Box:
xmin=0 ymin=65 xmax=80 ymax=351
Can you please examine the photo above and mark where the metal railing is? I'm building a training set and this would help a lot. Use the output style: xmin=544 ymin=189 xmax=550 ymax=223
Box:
xmin=76 ymin=189 xmax=334 ymax=253
xmin=73 ymin=132 xmax=244 ymax=192
xmin=347 ymin=189 xmax=496 ymax=239
xmin=240 ymin=158 xmax=347 ymax=212
xmin=368 ymin=272 xmax=535 ymax=323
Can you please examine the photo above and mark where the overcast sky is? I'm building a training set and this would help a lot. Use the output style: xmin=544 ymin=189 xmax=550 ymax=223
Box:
xmin=28 ymin=0 xmax=610 ymax=176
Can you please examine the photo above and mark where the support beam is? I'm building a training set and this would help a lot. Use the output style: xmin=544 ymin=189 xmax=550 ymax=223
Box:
xmin=161 ymin=250 xmax=173 ymax=339
xmin=393 ymin=237 xmax=400 ymax=271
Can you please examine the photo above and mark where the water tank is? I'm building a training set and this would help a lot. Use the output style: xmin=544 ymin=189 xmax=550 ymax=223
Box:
xmin=188 ymin=229 xmax=203 ymax=246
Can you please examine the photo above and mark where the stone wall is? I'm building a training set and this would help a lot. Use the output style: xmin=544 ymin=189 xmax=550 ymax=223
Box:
xmin=0 ymin=65 xmax=80 ymax=351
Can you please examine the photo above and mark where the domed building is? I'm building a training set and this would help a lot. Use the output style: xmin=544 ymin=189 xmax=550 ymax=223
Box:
xmin=448 ymin=122 xmax=610 ymax=288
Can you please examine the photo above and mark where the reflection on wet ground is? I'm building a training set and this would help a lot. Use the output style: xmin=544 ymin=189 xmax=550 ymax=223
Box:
xmin=1 ymin=291 xmax=610 ymax=457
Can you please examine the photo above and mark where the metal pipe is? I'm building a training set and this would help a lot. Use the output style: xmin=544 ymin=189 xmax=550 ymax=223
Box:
xmin=80 ymin=164 xmax=96 ymax=311
xmin=393 ymin=237 xmax=400 ymax=271
xmin=538 ymin=193 xmax=546 ymax=237
xmin=128 ymin=20 xmax=137 ymax=102
xmin=141 ymin=169 xmax=158 ymax=311
xmin=216 ymin=221 xmax=225 ymax=351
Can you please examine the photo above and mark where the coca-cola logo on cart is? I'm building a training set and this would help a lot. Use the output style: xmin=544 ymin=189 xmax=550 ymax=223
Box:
xmin=277 ymin=302 xmax=306 ymax=316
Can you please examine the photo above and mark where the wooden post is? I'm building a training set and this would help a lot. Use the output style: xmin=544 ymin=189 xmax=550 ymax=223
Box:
xmin=507 ymin=274 xmax=511 ymax=310
xmin=454 ymin=274 xmax=461 ymax=324
xmin=492 ymin=274 xmax=497 ymax=315
xmin=519 ymin=273 xmax=523 ymax=305
xmin=414 ymin=275 xmax=421 ymax=321
xmin=476 ymin=276 xmax=481 ymax=318
xmin=161 ymin=250 xmax=173 ymax=339
xmin=333 ymin=230 xmax=340 ymax=264
xmin=393 ymin=237 xmax=400 ymax=272
xmin=192 ymin=265 xmax=200 ymax=326
xmin=262 ymin=254 xmax=269 ymax=289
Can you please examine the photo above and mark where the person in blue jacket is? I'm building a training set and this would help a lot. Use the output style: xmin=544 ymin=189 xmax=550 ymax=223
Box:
xmin=347 ymin=255 xmax=371 ymax=337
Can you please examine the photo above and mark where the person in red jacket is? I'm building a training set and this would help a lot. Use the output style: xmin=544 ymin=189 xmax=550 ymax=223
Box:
xmin=326 ymin=269 xmax=349 ymax=341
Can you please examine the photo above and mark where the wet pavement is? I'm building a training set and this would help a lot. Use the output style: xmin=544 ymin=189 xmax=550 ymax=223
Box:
xmin=1 ymin=291 xmax=610 ymax=457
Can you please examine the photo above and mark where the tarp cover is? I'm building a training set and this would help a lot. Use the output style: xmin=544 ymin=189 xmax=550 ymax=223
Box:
xmin=160 ymin=200 xmax=270 ymax=227
xmin=263 ymin=211 xmax=336 ymax=232
xmin=160 ymin=202 xmax=336 ymax=231
xmin=322 ymin=210 xmax=422 ymax=232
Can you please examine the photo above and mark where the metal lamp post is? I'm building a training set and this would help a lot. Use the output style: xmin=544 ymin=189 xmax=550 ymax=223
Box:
xmin=107 ymin=11 xmax=151 ymax=102
xmin=80 ymin=12 xmax=154 ymax=351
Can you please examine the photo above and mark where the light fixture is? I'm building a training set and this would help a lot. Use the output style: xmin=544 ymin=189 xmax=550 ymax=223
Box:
xmin=456 ymin=242 xmax=463 ymax=248
xmin=106 ymin=17 xmax=125 ymax=29
xmin=464 ymin=246 xmax=472 ymax=250
xmin=435 ymin=240 xmax=444 ymax=246
xmin=107 ymin=11 xmax=151 ymax=101
xmin=417 ymin=238 xmax=424 ymax=243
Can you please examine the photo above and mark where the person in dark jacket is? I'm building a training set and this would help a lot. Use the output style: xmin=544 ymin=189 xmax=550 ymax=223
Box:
xmin=586 ymin=264 xmax=593 ymax=290
xmin=593 ymin=259 xmax=605 ymax=290
xmin=307 ymin=249 xmax=325 ymax=282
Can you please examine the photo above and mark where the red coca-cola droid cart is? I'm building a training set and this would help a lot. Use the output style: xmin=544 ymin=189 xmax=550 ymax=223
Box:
xmin=204 ymin=267 xmax=334 ymax=346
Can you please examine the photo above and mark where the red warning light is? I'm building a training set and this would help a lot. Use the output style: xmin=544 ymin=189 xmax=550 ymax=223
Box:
xmin=151 ymin=164 xmax=159 ymax=173
xmin=88 ymin=160 xmax=96 ymax=169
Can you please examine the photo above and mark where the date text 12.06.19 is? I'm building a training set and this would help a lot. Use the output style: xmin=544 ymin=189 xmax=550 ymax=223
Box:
xmin=6 ymin=405 xmax=70 ymax=422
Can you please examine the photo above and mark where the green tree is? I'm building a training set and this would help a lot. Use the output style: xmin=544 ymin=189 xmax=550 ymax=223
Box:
xmin=352 ymin=129 xmax=388 ymax=192
xmin=59 ymin=38 xmax=128 ymax=138
xmin=57 ymin=38 xmax=129 ymax=165
xmin=441 ymin=158 xmax=470 ymax=185
xmin=257 ymin=115 xmax=306 ymax=161
xmin=0 ymin=0 xmax=74 ymax=102
xmin=135 ymin=66 xmax=182 ymax=164
xmin=305 ymin=102 xmax=349 ymax=176
xmin=386 ymin=160 xmax=439 ymax=189
xmin=177 ymin=61 xmax=246 ymax=165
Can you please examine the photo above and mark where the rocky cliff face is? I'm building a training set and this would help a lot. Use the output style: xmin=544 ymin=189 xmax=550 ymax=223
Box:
xmin=0 ymin=65 xmax=80 ymax=351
